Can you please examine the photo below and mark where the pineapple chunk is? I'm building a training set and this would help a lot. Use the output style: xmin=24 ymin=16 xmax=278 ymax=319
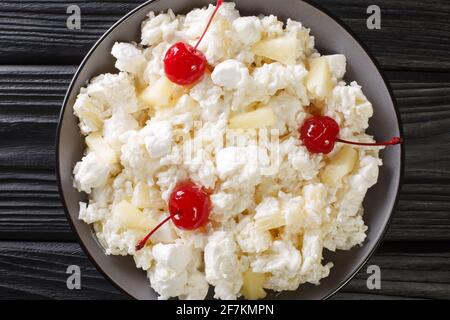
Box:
xmin=241 ymin=269 xmax=267 ymax=300
xmin=73 ymin=93 xmax=103 ymax=133
xmin=131 ymin=182 xmax=166 ymax=210
xmin=155 ymin=95 xmax=198 ymax=122
xmin=256 ymin=178 xmax=280 ymax=203
xmin=255 ymin=213 xmax=286 ymax=231
xmin=134 ymin=77 xmax=148 ymax=94
xmin=112 ymin=200 xmax=157 ymax=231
xmin=252 ymin=34 xmax=297 ymax=65
xmin=131 ymin=184 xmax=166 ymax=210
xmin=306 ymin=57 xmax=334 ymax=100
xmin=131 ymin=182 xmax=152 ymax=209
xmin=229 ymin=107 xmax=275 ymax=129
xmin=85 ymin=132 xmax=118 ymax=164
xmin=320 ymin=146 xmax=358 ymax=187
xmin=139 ymin=76 xmax=176 ymax=109
xmin=148 ymin=187 xmax=167 ymax=210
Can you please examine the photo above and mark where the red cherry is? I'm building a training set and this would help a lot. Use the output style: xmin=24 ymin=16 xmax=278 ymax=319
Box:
xmin=168 ymin=181 xmax=211 ymax=230
xmin=163 ymin=42 xmax=207 ymax=85
xmin=300 ymin=116 xmax=340 ymax=154
xmin=299 ymin=115 xmax=403 ymax=154
xmin=163 ymin=0 xmax=223 ymax=86
xmin=136 ymin=181 xmax=211 ymax=251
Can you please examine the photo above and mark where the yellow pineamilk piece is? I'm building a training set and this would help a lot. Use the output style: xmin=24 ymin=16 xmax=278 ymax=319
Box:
xmin=255 ymin=213 xmax=286 ymax=231
xmin=306 ymin=57 xmax=334 ymax=100
xmin=131 ymin=183 xmax=166 ymax=210
xmin=131 ymin=182 xmax=152 ymax=209
xmin=113 ymin=200 xmax=157 ymax=231
xmin=252 ymin=34 xmax=298 ymax=65
xmin=73 ymin=94 xmax=103 ymax=131
xmin=86 ymin=132 xmax=118 ymax=164
xmin=139 ymin=76 xmax=176 ymax=109
xmin=241 ymin=269 xmax=267 ymax=300
xmin=229 ymin=107 xmax=275 ymax=129
xmin=255 ymin=178 xmax=280 ymax=203
xmin=320 ymin=146 xmax=358 ymax=187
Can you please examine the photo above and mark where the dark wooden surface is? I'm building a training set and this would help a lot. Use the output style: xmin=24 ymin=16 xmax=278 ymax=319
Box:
xmin=0 ymin=0 xmax=449 ymax=300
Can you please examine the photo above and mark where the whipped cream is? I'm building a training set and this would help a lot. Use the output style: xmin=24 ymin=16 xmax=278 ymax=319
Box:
xmin=73 ymin=1 xmax=381 ymax=300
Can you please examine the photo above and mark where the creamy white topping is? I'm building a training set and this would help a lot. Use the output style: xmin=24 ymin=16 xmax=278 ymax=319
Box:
xmin=73 ymin=1 xmax=381 ymax=300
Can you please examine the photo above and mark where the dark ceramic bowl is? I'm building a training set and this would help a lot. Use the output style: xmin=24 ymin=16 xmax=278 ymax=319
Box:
xmin=56 ymin=0 xmax=404 ymax=300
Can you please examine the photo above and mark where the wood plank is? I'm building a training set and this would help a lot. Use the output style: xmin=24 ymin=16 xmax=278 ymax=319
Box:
xmin=0 ymin=241 xmax=448 ymax=299
xmin=0 ymin=241 xmax=124 ymax=299
xmin=334 ymin=242 xmax=450 ymax=300
xmin=0 ymin=0 xmax=449 ymax=70
xmin=0 ymin=66 xmax=449 ymax=241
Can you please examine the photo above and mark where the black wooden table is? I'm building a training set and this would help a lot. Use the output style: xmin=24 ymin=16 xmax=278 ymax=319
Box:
xmin=0 ymin=0 xmax=449 ymax=300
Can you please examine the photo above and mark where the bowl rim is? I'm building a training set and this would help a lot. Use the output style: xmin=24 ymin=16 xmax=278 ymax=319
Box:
xmin=56 ymin=0 xmax=405 ymax=300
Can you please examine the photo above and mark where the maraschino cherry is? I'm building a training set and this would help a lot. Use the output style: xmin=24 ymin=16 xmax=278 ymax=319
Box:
xmin=299 ymin=115 xmax=403 ymax=154
xmin=135 ymin=181 xmax=211 ymax=251
xmin=163 ymin=0 xmax=223 ymax=85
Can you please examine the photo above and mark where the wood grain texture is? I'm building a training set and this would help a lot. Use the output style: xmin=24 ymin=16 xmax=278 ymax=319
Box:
xmin=0 ymin=0 xmax=449 ymax=70
xmin=0 ymin=66 xmax=449 ymax=241
xmin=0 ymin=66 xmax=73 ymax=240
xmin=388 ymin=71 xmax=450 ymax=241
xmin=0 ymin=0 xmax=449 ymax=301
xmin=333 ymin=242 xmax=450 ymax=300
xmin=0 ymin=241 xmax=448 ymax=299
xmin=0 ymin=241 xmax=124 ymax=299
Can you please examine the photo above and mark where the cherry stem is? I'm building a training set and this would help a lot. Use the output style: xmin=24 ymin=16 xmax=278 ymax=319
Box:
xmin=194 ymin=0 xmax=223 ymax=50
xmin=336 ymin=136 xmax=403 ymax=147
xmin=135 ymin=212 xmax=178 ymax=251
